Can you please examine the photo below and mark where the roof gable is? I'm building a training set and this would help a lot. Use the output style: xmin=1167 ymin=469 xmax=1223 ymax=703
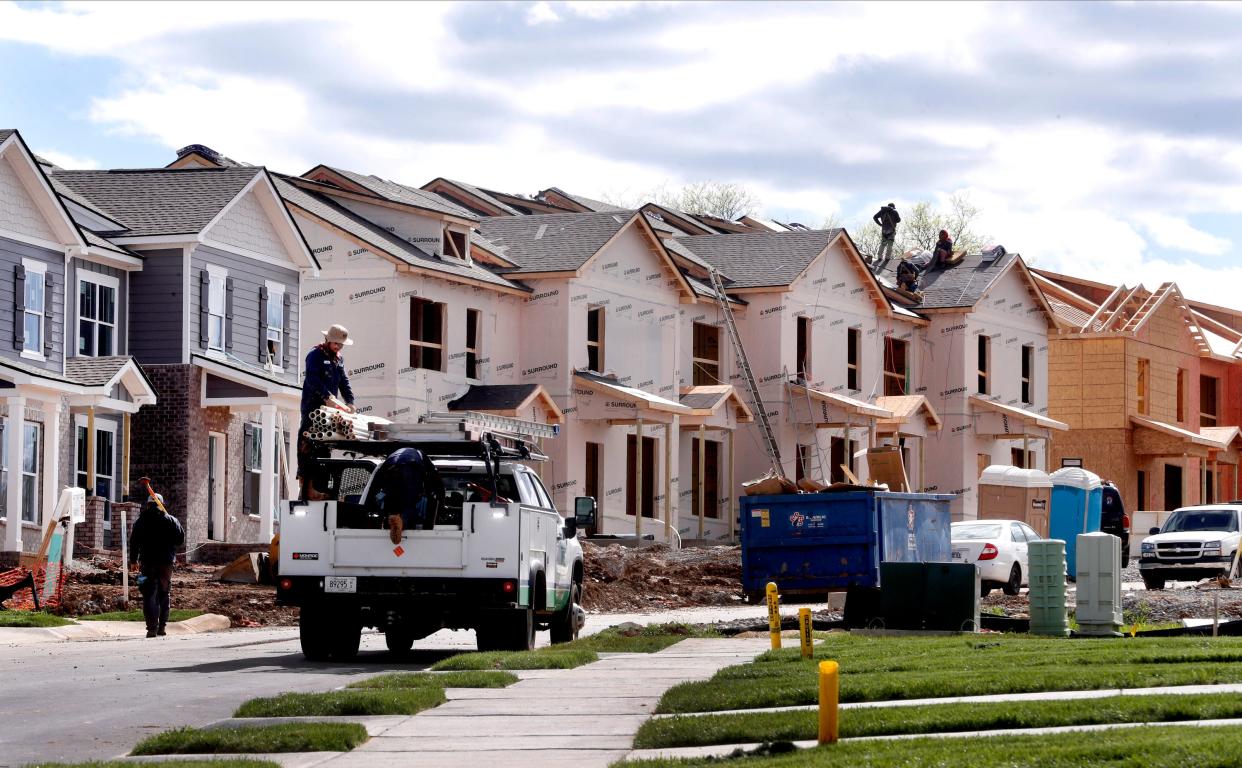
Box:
xmin=0 ymin=129 xmax=85 ymax=249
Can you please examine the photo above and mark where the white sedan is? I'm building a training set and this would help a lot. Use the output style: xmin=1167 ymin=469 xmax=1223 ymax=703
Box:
xmin=951 ymin=520 xmax=1039 ymax=596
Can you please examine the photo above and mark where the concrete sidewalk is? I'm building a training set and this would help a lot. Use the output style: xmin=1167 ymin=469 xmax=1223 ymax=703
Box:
xmin=0 ymin=612 xmax=230 ymax=644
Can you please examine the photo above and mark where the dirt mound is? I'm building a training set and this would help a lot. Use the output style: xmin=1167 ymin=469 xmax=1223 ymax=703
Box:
xmin=581 ymin=541 xmax=742 ymax=612
xmin=56 ymin=554 xmax=297 ymax=627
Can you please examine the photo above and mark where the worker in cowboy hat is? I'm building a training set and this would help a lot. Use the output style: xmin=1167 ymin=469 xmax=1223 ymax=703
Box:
xmin=298 ymin=324 xmax=357 ymax=500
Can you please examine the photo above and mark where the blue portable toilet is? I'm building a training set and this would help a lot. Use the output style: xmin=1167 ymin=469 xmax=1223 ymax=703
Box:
xmin=1049 ymin=467 xmax=1103 ymax=575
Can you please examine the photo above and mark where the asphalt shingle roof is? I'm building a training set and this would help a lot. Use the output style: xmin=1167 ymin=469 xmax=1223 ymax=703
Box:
xmin=324 ymin=166 xmax=479 ymax=221
xmin=448 ymin=384 xmax=540 ymax=412
xmin=0 ymin=129 xmax=15 ymax=143
xmin=276 ymin=177 xmax=525 ymax=293
xmin=64 ymin=356 xmax=137 ymax=386
xmin=876 ymin=251 xmax=1018 ymax=309
xmin=479 ymin=211 xmax=636 ymax=274
xmin=49 ymin=167 xmax=259 ymax=236
xmin=675 ymin=230 xmax=842 ymax=289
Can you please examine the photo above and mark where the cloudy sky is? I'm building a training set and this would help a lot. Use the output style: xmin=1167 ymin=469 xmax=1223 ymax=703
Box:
xmin=2 ymin=1 xmax=1241 ymax=304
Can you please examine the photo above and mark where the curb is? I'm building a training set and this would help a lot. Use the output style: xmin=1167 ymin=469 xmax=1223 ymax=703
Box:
xmin=0 ymin=612 xmax=231 ymax=643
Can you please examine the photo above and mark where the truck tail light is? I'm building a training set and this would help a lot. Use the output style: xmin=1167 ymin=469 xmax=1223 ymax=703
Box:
xmin=979 ymin=543 xmax=999 ymax=561
xmin=502 ymin=580 xmax=515 ymax=594
xmin=279 ymin=578 xmax=293 ymax=591
xmin=1122 ymin=514 xmax=1131 ymax=531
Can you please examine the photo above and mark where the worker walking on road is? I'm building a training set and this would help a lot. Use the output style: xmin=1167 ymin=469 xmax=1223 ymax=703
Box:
xmin=129 ymin=494 xmax=184 ymax=638
xmin=872 ymin=203 xmax=901 ymax=265
xmin=299 ymin=324 xmax=357 ymax=500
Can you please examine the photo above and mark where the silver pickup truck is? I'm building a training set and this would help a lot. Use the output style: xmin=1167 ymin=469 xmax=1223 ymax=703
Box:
xmin=275 ymin=413 xmax=591 ymax=660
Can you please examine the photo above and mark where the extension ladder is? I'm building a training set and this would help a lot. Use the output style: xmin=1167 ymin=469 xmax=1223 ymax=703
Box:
xmin=709 ymin=268 xmax=782 ymax=474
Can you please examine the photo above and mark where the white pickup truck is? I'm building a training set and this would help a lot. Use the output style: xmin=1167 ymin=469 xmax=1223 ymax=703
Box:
xmin=276 ymin=413 xmax=591 ymax=660
xmin=1139 ymin=505 xmax=1241 ymax=590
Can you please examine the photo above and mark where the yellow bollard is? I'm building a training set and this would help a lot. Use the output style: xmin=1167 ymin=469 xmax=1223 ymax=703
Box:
xmin=765 ymin=581 xmax=781 ymax=649
xmin=798 ymin=607 xmax=813 ymax=659
xmin=818 ymin=660 xmax=839 ymax=744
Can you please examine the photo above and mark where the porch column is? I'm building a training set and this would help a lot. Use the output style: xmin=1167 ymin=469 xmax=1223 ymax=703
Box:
xmin=259 ymin=403 xmax=277 ymax=542
xmin=41 ymin=397 xmax=59 ymax=529
xmin=4 ymin=397 xmax=26 ymax=552
xmin=122 ymin=412 xmax=131 ymax=499
xmin=663 ymin=421 xmax=672 ymax=544
xmin=280 ymin=410 xmax=298 ymax=499
xmin=697 ymin=423 xmax=706 ymax=540
xmin=634 ymin=418 xmax=643 ymax=538
xmin=728 ymin=429 xmax=736 ymax=542
xmin=86 ymin=406 xmax=96 ymax=492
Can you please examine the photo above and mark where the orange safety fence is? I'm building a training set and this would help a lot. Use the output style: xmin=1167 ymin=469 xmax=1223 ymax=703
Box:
xmin=0 ymin=564 xmax=64 ymax=611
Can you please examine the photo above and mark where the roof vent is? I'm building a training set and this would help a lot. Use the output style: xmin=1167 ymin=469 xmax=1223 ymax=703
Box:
xmin=535 ymin=224 xmax=548 ymax=240
xmin=175 ymin=144 xmax=221 ymax=162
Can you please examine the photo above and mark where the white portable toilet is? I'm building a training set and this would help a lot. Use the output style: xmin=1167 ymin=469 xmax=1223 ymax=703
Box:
xmin=977 ymin=466 xmax=1053 ymax=536
xmin=1075 ymin=531 xmax=1122 ymax=636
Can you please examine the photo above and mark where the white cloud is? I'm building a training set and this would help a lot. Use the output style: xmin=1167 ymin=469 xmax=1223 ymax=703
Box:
xmin=33 ymin=149 xmax=99 ymax=170
xmin=1136 ymin=213 xmax=1232 ymax=256
xmin=526 ymin=2 xmax=559 ymax=25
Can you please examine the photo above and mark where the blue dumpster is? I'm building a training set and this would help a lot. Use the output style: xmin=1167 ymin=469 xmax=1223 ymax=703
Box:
xmin=740 ymin=491 xmax=954 ymax=596
xmin=1049 ymin=467 xmax=1102 ymax=575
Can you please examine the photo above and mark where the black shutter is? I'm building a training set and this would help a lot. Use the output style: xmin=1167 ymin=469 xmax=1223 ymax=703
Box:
xmin=13 ymin=264 xmax=25 ymax=350
xmin=43 ymin=271 xmax=54 ymax=355
xmin=224 ymin=277 xmax=235 ymax=352
xmin=198 ymin=270 xmax=210 ymax=348
xmin=258 ymin=285 xmax=269 ymax=362
xmin=242 ymin=423 xmax=253 ymax=515
xmin=282 ymin=291 xmax=293 ymax=370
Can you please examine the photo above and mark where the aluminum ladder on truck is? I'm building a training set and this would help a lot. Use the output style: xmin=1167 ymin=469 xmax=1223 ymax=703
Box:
xmin=709 ymin=268 xmax=782 ymax=475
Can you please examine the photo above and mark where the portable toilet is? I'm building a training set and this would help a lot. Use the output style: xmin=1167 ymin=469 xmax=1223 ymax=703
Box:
xmin=1049 ymin=467 xmax=1103 ymax=575
xmin=977 ymin=466 xmax=1052 ymax=536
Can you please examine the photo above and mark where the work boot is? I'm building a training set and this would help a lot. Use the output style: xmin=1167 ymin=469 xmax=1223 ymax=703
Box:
xmin=146 ymin=628 xmax=157 ymax=638
xmin=388 ymin=514 xmax=404 ymax=545
xmin=157 ymin=625 xmax=167 ymax=636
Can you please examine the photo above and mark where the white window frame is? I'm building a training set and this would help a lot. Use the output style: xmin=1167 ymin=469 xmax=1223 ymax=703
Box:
xmin=21 ymin=258 xmax=47 ymax=361
xmin=246 ymin=420 xmax=263 ymax=519
xmin=0 ymin=419 xmax=41 ymax=524
xmin=77 ymin=271 xmax=120 ymax=358
xmin=264 ymin=280 xmax=285 ymax=372
xmin=72 ymin=415 xmax=115 ymax=504
xmin=207 ymin=264 xmax=228 ymax=353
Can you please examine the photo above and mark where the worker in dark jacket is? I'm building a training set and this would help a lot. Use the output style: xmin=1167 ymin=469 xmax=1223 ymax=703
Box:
xmin=872 ymin=203 xmax=901 ymax=264
xmin=128 ymin=494 xmax=185 ymax=638
xmin=931 ymin=229 xmax=954 ymax=269
xmin=367 ymin=448 xmax=445 ymax=545
xmin=298 ymin=324 xmax=356 ymax=500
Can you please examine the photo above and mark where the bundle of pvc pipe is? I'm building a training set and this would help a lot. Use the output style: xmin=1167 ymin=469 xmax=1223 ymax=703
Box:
xmin=302 ymin=406 xmax=375 ymax=441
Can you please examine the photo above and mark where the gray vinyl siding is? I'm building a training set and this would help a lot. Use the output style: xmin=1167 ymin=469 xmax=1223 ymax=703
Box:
xmin=190 ymin=244 xmax=300 ymax=385
xmin=204 ymin=373 xmax=266 ymax=399
xmin=0 ymin=234 xmax=65 ymax=374
xmin=71 ymin=259 xmax=128 ymax=357
xmin=127 ymin=248 xmax=185 ymax=365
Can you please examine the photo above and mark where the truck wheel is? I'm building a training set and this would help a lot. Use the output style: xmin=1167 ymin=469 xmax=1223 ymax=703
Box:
xmin=1142 ymin=573 xmax=1166 ymax=590
xmin=385 ymin=627 xmax=415 ymax=655
xmin=550 ymin=583 xmax=582 ymax=644
xmin=1002 ymin=565 xmax=1022 ymax=596
xmin=329 ymin=618 xmax=362 ymax=661
xmin=980 ymin=583 xmax=993 ymax=597
xmin=498 ymin=608 xmax=536 ymax=651
xmin=299 ymin=605 xmax=332 ymax=662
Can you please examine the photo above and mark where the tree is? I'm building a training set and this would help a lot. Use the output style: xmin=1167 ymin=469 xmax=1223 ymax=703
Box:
xmin=602 ymin=181 xmax=762 ymax=220
xmin=851 ymin=193 xmax=987 ymax=260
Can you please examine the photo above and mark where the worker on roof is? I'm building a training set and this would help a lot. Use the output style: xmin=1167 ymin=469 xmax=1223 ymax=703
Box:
xmin=298 ymin=324 xmax=356 ymax=500
xmin=872 ymin=203 xmax=901 ymax=265
xmin=896 ymin=258 xmax=920 ymax=293
xmin=932 ymin=229 xmax=954 ymax=269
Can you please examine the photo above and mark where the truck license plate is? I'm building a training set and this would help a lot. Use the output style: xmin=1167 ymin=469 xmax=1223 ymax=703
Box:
xmin=324 ymin=576 xmax=357 ymax=594
xmin=952 ymin=550 xmax=964 ymax=560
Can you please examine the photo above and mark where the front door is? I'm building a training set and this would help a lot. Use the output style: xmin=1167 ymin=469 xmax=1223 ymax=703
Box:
xmin=1164 ymin=463 xmax=1183 ymax=511
xmin=208 ymin=432 xmax=225 ymax=541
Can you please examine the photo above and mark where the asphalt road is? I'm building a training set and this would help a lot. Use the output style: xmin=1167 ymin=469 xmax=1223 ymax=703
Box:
xmin=0 ymin=605 xmax=769 ymax=767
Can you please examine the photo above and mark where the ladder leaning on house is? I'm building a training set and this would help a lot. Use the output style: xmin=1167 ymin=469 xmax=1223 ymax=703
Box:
xmin=709 ymin=268 xmax=782 ymax=476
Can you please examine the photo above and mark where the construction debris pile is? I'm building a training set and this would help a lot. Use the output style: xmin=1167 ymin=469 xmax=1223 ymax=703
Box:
xmin=55 ymin=555 xmax=297 ymax=627
xmin=581 ymin=541 xmax=742 ymax=612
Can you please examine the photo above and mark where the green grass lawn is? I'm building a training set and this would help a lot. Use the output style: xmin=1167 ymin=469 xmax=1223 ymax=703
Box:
xmin=432 ymin=648 xmax=598 ymax=671
xmin=235 ymin=688 xmax=444 ymax=717
xmin=659 ymin=633 xmax=1242 ymax=713
xmin=636 ymin=692 xmax=1242 ymax=749
xmin=347 ymin=670 xmax=519 ymax=689
xmin=0 ymin=611 xmax=73 ymax=628
xmin=131 ymin=723 xmax=367 ymax=755
xmin=79 ymin=609 xmax=203 ymax=622
xmin=563 ymin=623 xmax=721 ymax=654
xmin=622 ymin=724 xmax=1242 ymax=768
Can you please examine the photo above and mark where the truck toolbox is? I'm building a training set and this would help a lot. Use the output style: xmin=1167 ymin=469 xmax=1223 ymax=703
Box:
xmin=740 ymin=491 xmax=954 ymax=596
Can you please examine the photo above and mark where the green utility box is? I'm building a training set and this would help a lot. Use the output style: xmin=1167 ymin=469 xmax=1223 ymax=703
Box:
xmin=879 ymin=562 xmax=980 ymax=632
